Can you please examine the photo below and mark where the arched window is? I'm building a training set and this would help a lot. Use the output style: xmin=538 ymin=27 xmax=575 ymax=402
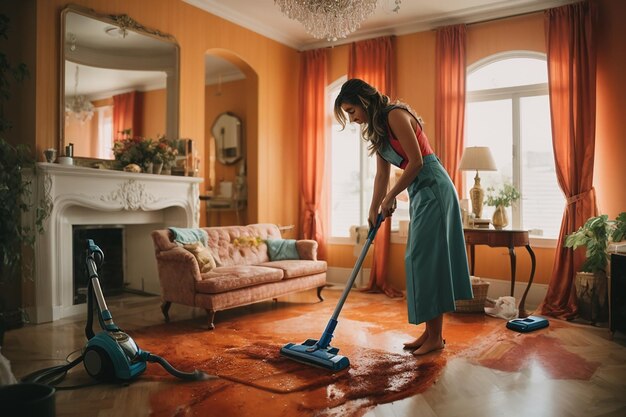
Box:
xmin=326 ymin=76 xmax=375 ymax=240
xmin=465 ymin=51 xmax=564 ymax=240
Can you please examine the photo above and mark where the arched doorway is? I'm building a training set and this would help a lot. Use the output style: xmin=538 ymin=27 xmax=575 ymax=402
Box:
xmin=203 ymin=49 xmax=258 ymax=226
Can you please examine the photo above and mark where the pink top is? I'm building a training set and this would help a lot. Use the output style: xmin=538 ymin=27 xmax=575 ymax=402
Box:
xmin=386 ymin=114 xmax=434 ymax=169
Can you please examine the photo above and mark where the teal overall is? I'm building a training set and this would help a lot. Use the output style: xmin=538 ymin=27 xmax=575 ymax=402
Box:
xmin=379 ymin=145 xmax=473 ymax=324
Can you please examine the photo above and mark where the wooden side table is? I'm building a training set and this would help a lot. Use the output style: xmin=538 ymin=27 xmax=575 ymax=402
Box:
xmin=463 ymin=228 xmax=536 ymax=317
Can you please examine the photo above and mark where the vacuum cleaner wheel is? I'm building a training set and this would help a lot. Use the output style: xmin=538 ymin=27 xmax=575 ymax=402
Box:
xmin=84 ymin=345 xmax=115 ymax=381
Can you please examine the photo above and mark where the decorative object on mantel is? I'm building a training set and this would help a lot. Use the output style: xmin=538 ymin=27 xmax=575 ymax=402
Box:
xmin=274 ymin=0 xmax=402 ymax=41
xmin=43 ymin=148 xmax=57 ymax=163
xmin=459 ymin=146 xmax=497 ymax=219
xmin=485 ymin=183 xmax=520 ymax=230
xmin=113 ymin=134 xmax=177 ymax=174
xmin=153 ymin=137 xmax=178 ymax=175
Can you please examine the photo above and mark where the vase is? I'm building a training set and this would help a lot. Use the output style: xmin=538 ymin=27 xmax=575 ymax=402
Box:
xmin=153 ymin=161 xmax=163 ymax=175
xmin=492 ymin=205 xmax=508 ymax=229
xmin=142 ymin=161 xmax=153 ymax=174
xmin=575 ymin=271 xmax=608 ymax=323
xmin=161 ymin=163 xmax=172 ymax=175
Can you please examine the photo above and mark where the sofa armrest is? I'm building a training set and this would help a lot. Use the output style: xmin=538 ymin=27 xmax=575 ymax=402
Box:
xmin=154 ymin=246 xmax=202 ymax=306
xmin=296 ymin=240 xmax=318 ymax=261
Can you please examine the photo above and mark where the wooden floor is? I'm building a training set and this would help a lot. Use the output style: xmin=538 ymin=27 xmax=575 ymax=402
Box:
xmin=3 ymin=289 xmax=626 ymax=417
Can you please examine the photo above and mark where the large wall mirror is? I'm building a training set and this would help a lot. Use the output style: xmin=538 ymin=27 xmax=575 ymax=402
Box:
xmin=60 ymin=5 xmax=179 ymax=160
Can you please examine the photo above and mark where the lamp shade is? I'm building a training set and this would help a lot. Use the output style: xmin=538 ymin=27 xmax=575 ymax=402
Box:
xmin=458 ymin=146 xmax=497 ymax=171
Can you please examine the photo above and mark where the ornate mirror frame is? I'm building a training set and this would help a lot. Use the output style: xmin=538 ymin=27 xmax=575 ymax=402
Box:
xmin=59 ymin=4 xmax=180 ymax=160
xmin=212 ymin=112 xmax=243 ymax=165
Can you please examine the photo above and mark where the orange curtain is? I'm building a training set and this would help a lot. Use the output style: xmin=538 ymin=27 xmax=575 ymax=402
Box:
xmin=299 ymin=49 xmax=328 ymax=260
xmin=435 ymin=25 xmax=467 ymax=196
xmin=349 ymin=36 xmax=401 ymax=298
xmin=540 ymin=1 xmax=598 ymax=320
xmin=113 ymin=91 xmax=143 ymax=139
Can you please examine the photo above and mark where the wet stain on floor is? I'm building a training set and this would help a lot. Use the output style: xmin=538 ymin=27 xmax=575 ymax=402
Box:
xmin=129 ymin=292 xmax=599 ymax=416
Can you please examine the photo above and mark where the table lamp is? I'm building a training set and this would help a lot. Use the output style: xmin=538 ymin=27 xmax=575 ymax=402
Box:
xmin=459 ymin=146 xmax=497 ymax=219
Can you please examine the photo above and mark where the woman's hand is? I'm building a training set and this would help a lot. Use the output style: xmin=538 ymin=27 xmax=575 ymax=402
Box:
xmin=380 ymin=197 xmax=397 ymax=219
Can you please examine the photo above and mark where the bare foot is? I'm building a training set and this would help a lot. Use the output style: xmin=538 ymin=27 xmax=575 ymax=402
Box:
xmin=412 ymin=338 xmax=445 ymax=356
xmin=403 ymin=331 xmax=428 ymax=350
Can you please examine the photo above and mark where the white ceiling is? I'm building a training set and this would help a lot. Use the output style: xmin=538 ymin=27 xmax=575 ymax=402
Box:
xmin=185 ymin=0 xmax=578 ymax=51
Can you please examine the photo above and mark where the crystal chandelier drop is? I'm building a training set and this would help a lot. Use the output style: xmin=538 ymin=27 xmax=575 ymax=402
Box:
xmin=65 ymin=65 xmax=94 ymax=124
xmin=275 ymin=0 xmax=400 ymax=42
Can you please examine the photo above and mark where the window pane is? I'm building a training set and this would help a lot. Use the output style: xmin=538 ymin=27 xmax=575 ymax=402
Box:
xmin=464 ymin=99 xmax=513 ymax=220
xmin=468 ymin=58 xmax=548 ymax=91
xmin=520 ymin=95 xmax=564 ymax=237
xmin=330 ymin=122 xmax=361 ymax=237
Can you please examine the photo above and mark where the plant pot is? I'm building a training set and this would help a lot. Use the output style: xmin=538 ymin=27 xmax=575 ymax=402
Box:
xmin=492 ymin=205 xmax=508 ymax=230
xmin=0 ymin=383 xmax=56 ymax=417
xmin=575 ymin=271 xmax=608 ymax=323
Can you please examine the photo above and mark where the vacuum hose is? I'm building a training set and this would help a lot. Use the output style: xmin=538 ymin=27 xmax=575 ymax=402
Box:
xmin=146 ymin=353 xmax=214 ymax=381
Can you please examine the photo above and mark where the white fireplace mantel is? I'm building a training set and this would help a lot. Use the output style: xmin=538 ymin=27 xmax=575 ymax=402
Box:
xmin=29 ymin=163 xmax=203 ymax=323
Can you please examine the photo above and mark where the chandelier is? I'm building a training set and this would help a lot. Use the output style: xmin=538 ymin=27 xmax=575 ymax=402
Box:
xmin=65 ymin=65 xmax=94 ymax=124
xmin=274 ymin=0 xmax=401 ymax=42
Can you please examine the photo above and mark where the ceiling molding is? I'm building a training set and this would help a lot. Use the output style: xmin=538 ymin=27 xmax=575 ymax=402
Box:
xmin=184 ymin=0 xmax=301 ymax=49
xmin=185 ymin=0 xmax=579 ymax=51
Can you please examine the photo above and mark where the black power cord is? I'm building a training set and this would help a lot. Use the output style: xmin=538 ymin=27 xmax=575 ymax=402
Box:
xmin=21 ymin=350 xmax=102 ymax=390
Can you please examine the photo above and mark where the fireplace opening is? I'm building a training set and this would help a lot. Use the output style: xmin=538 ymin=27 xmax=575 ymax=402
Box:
xmin=72 ymin=225 xmax=125 ymax=305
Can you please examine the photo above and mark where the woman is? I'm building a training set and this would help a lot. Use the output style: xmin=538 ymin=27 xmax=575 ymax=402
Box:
xmin=334 ymin=78 xmax=472 ymax=355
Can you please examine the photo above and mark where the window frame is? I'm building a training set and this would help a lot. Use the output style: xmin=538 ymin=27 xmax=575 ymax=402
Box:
xmin=465 ymin=51 xmax=558 ymax=248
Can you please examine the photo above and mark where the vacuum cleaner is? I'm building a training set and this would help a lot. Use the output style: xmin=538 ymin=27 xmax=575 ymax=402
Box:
xmin=81 ymin=239 xmax=209 ymax=381
xmin=23 ymin=239 xmax=210 ymax=386
xmin=280 ymin=213 xmax=384 ymax=371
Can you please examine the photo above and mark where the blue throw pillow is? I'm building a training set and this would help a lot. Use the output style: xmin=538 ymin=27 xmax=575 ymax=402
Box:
xmin=266 ymin=239 xmax=300 ymax=261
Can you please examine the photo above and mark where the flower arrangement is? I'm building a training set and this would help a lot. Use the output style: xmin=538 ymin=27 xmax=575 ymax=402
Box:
xmin=486 ymin=183 xmax=521 ymax=208
xmin=112 ymin=135 xmax=156 ymax=169
xmin=153 ymin=136 xmax=178 ymax=166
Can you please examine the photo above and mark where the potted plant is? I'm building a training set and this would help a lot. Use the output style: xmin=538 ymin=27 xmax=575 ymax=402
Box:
xmin=564 ymin=212 xmax=626 ymax=323
xmin=485 ymin=183 xmax=521 ymax=229
xmin=153 ymin=136 xmax=178 ymax=175
xmin=0 ymin=13 xmax=33 ymax=338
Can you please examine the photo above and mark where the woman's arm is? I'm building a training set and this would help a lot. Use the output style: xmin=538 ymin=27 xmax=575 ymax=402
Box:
xmin=380 ymin=109 xmax=424 ymax=215
xmin=369 ymin=153 xmax=390 ymax=227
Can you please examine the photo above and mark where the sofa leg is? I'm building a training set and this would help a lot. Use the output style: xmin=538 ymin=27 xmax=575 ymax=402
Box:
xmin=161 ymin=301 xmax=171 ymax=322
xmin=205 ymin=309 xmax=216 ymax=330
xmin=317 ymin=286 xmax=324 ymax=302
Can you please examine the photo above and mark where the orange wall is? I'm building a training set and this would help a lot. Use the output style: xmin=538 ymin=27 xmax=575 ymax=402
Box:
xmin=595 ymin=0 xmax=626 ymax=217
xmin=30 ymin=0 xmax=300 ymax=228
xmin=142 ymin=88 xmax=166 ymax=139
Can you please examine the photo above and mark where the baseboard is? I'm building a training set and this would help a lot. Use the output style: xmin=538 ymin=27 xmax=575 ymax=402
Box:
xmin=326 ymin=267 xmax=547 ymax=311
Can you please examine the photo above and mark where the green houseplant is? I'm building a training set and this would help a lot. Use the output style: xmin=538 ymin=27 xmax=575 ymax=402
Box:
xmin=564 ymin=212 xmax=626 ymax=323
xmin=0 ymin=13 xmax=50 ymax=336
xmin=485 ymin=183 xmax=521 ymax=229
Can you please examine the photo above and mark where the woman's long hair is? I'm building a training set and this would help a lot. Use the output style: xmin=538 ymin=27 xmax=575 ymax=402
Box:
xmin=333 ymin=78 xmax=391 ymax=155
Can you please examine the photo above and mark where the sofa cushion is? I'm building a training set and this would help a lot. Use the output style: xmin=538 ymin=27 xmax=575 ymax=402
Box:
xmin=204 ymin=224 xmax=281 ymax=267
xmin=195 ymin=265 xmax=284 ymax=294
xmin=183 ymin=243 xmax=216 ymax=273
xmin=266 ymin=238 xmax=299 ymax=261
xmin=260 ymin=260 xmax=327 ymax=279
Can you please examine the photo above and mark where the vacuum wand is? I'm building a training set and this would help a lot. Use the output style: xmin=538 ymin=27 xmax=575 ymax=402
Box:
xmin=280 ymin=213 xmax=385 ymax=371
xmin=316 ymin=213 xmax=383 ymax=350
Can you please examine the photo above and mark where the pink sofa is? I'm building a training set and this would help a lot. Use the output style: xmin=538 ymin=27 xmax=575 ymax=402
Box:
xmin=151 ymin=224 xmax=327 ymax=329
